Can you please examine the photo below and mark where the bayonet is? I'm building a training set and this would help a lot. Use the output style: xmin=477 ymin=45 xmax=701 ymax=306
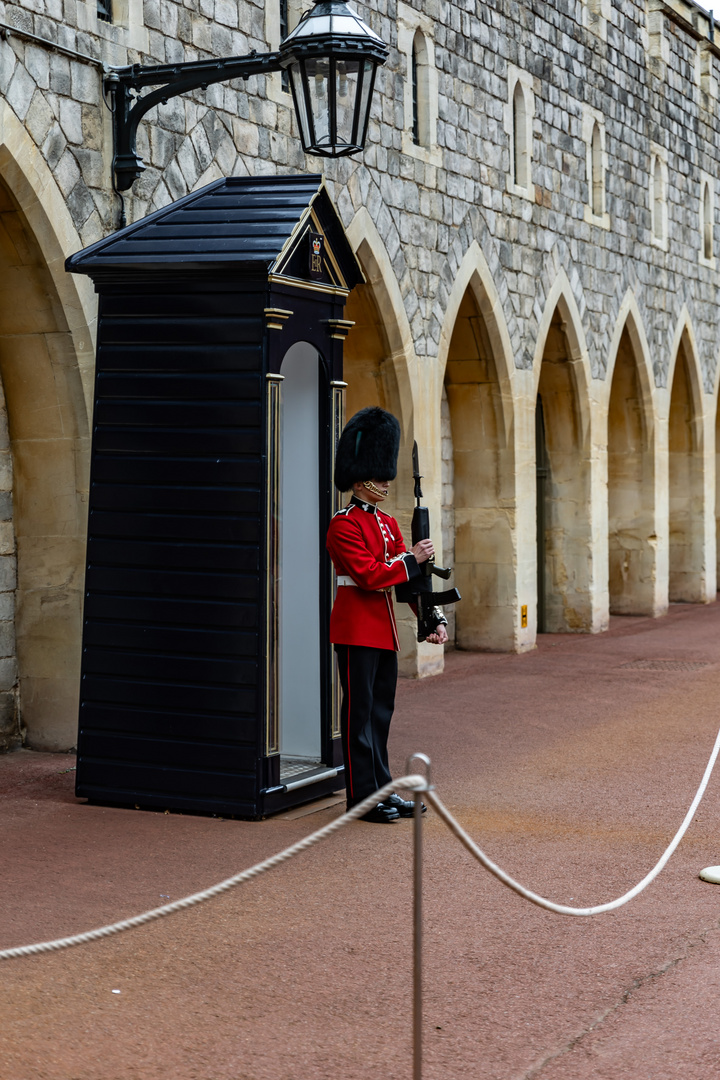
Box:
xmin=412 ymin=440 xmax=423 ymax=503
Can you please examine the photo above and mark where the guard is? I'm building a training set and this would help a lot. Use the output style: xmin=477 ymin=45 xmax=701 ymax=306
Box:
xmin=327 ymin=408 xmax=448 ymax=823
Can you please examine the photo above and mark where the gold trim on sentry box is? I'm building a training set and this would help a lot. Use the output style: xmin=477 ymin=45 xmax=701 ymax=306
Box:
xmin=264 ymin=373 xmax=284 ymax=756
xmin=268 ymin=273 xmax=350 ymax=298
xmin=329 ymin=379 xmax=347 ymax=740
xmin=264 ymin=308 xmax=294 ymax=331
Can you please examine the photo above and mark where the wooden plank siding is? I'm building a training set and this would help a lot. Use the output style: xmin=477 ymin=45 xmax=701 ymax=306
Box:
xmin=76 ymin=285 xmax=265 ymax=814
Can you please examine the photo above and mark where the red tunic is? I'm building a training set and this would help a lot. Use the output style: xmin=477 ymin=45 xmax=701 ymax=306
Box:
xmin=327 ymin=496 xmax=420 ymax=651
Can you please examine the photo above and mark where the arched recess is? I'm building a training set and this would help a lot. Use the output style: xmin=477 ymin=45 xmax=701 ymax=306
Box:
xmin=411 ymin=30 xmax=430 ymax=148
xmin=0 ymin=109 xmax=93 ymax=751
xmin=668 ymin=328 xmax=705 ymax=602
xmin=343 ymin=207 xmax=414 ymax=428
xmin=512 ymin=81 xmax=529 ymax=189
xmin=606 ymin=316 xmax=656 ymax=614
xmin=716 ymin=387 xmax=720 ymax=588
xmin=437 ymin=241 xmax=517 ymax=651
xmin=533 ymin=284 xmax=594 ymax=633
xmin=342 ymin=208 xmax=423 ymax=670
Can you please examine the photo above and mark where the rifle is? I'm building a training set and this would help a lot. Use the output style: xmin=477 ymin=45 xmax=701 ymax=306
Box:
xmin=395 ymin=442 xmax=461 ymax=642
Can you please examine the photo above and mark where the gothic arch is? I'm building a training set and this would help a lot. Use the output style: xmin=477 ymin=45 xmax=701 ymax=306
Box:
xmin=532 ymin=270 xmax=600 ymax=632
xmin=532 ymin=242 xmax=595 ymax=374
xmin=712 ymin=339 xmax=720 ymax=593
xmin=436 ymin=240 xmax=519 ymax=650
xmin=667 ymin=309 xmax=705 ymax=424
xmin=344 ymin=205 xmax=414 ymax=432
xmin=342 ymin=206 xmax=422 ymax=668
xmin=342 ymin=168 xmax=411 ymax=340
xmin=604 ymin=290 xmax=655 ymax=422
xmin=0 ymin=102 xmax=94 ymax=749
xmin=437 ymin=240 xmax=515 ymax=425
xmin=532 ymin=269 xmax=593 ymax=434
xmin=604 ymin=294 xmax=660 ymax=614
xmin=0 ymin=100 xmax=96 ymax=413
xmin=666 ymin=310 xmax=710 ymax=602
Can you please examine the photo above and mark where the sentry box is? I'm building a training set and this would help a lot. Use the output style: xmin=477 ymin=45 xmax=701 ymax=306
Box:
xmin=66 ymin=175 xmax=363 ymax=818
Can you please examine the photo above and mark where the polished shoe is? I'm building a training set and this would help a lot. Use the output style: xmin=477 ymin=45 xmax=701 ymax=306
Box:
xmin=358 ymin=801 xmax=400 ymax=823
xmin=387 ymin=792 xmax=427 ymax=817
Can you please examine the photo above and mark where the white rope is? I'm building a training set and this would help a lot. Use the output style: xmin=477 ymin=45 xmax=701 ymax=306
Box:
xmin=3 ymin=722 xmax=719 ymax=961
xmin=0 ymin=775 xmax=426 ymax=961
xmin=425 ymin=722 xmax=720 ymax=916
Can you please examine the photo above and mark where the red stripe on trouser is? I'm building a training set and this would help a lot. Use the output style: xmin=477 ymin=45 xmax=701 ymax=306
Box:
xmin=346 ymin=649 xmax=354 ymax=800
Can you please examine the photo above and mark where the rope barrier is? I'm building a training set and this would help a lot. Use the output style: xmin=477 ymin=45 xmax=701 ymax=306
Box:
xmin=0 ymin=775 xmax=426 ymax=961
xmin=2 ymin=722 xmax=719 ymax=963
xmin=425 ymin=721 xmax=720 ymax=916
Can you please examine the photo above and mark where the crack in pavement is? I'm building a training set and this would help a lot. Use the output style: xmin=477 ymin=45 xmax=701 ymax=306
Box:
xmin=514 ymin=917 xmax=720 ymax=1079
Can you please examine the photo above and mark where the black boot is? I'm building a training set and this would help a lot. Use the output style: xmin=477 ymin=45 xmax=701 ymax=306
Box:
xmin=386 ymin=792 xmax=426 ymax=817
xmin=357 ymin=801 xmax=400 ymax=823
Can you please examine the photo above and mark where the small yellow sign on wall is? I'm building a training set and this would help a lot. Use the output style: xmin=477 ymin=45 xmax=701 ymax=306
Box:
xmin=521 ymin=604 xmax=528 ymax=628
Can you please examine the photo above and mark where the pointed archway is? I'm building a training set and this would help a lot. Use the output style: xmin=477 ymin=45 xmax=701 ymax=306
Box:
xmin=342 ymin=213 xmax=431 ymax=672
xmin=0 ymin=173 xmax=90 ymax=750
xmin=343 ymin=278 xmax=399 ymax=419
xmin=716 ymin=394 xmax=720 ymax=592
xmin=535 ymin=306 xmax=593 ymax=632
xmin=668 ymin=333 xmax=705 ymax=601
xmin=607 ymin=326 xmax=656 ymax=614
xmin=443 ymin=288 xmax=514 ymax=649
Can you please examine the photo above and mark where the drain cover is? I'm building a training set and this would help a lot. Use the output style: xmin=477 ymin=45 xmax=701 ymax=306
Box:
xmin=620 ymin=659 xmax=712 ymax=671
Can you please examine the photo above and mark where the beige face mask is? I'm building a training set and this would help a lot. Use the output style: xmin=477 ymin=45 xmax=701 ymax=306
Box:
xmin=362 ymin=480 xmax=388 ymax=500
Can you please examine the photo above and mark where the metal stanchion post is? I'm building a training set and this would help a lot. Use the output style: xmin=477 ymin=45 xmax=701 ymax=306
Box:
xmin=413 ymin=785 xmax=423 ymax=1080
xmin=407 ymin=753 xmax=432 ymax=1080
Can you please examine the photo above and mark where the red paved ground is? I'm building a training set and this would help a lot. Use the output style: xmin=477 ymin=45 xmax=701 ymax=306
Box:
xmin=3 ymin=604 xmax=720 ymax=1079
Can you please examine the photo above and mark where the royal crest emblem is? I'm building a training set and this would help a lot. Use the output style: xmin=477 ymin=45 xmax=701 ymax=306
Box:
xmin=309 ymin=231 xmax=324 ymax=277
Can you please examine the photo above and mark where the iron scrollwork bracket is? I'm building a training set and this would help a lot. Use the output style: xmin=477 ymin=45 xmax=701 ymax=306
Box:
xmin=105 ymin=51 xmax=283 ymax=191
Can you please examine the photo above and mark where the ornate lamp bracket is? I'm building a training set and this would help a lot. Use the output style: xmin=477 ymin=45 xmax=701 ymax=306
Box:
xmin=105 ymin=51 xmax=282 ymax=192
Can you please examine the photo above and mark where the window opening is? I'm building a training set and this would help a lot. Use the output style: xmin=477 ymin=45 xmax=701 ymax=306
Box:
xmin=97 ymin=0 xmax=112 ymax=21
xmin=513 ymin=82 xmax=528 ymax=189
xmin=591 ymin=122 xmax=603 ymax=216
xmin=411 ymin=44 xmax=419 ymax=144
xmin=280 ymin=0 xmax=290 ymax=91
xmin=703 ymin=182 xmax=713 ymax=260
xmin=409 ymin=31 xmax=429 ymax=147
xmin=652 ymin=157 xmax=664 ymax=241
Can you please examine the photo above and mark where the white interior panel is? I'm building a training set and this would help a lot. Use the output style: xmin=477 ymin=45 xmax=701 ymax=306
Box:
xmin=279 ymin=341 xmax=322 ymax=761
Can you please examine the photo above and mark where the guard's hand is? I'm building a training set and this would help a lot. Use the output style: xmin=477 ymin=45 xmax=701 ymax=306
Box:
xmin=426 ymin=624 xmax=449 ymax=645
xmin=411 ymin=539 xmax=434 ymax=564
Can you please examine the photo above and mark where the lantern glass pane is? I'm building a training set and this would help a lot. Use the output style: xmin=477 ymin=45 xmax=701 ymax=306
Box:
xmin=355 ymin=60 xmax=374 ymax=144
xmin=289 ymin=62 xmax=311 ymax=147
xmin=335 ymin=59 xmax=361 ymax=149
xmin=295 ymin=14 xmax=333 ymax=36
xmin=328 ymin=15 xmax=363 ymax=35
xmin=306 ymin=57 xmax=332 ymax=149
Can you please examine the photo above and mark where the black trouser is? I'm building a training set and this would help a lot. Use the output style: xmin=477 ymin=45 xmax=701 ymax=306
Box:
xmin=334 ymin=644 xmax=398 ymax=808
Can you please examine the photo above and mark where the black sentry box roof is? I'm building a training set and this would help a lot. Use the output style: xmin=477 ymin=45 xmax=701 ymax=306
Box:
xmin=65 ymin=174 xmax=362 ymax=285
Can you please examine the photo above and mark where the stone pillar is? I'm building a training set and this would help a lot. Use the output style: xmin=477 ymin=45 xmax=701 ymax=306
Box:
xmin=667 ymin=344 xmax=707 ymax=602
xmin=0 ymin=378 xmax=18 ymax=752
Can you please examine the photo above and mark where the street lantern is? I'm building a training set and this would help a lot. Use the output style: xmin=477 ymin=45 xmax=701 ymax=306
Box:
xmin=279 ymin=0 xmax=389 ymax=157
xmin=106 ymin=0 xmax=388 ymax=193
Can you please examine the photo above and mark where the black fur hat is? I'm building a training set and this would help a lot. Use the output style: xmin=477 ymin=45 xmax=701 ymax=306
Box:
xmin=334 ymin=407 xmax=401 ymax=492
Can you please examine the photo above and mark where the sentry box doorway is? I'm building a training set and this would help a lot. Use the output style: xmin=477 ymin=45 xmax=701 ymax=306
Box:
xmin=66 ymin=175 xmax=363 ymax=818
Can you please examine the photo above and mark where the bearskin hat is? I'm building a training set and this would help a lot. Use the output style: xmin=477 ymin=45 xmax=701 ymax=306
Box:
xmin=334 ymin=407 xmax=401 ymax=492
